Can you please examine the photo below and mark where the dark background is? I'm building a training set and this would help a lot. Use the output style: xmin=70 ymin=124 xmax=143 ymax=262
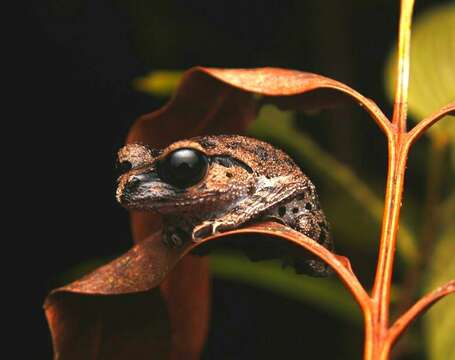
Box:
xmin=20 ymin=0 xmax=451 ymax=358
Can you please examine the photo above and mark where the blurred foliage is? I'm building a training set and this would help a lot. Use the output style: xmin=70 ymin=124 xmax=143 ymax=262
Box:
xmin=423 ymin=225 xmax=455 ymax=360
xmin=133 ymin=70 xmax=183 ymax=97
xmin=385 ymin=3 xmax=455 ymax=141
xmin=441 ymin=192 xmax=454 ymax=226
xmin=209 ymin=251 xmax=361 ymax=324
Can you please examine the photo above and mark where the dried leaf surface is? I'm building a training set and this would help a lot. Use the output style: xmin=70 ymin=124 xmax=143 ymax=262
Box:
xmin=45 ymin=67 xmax=367 ymax=359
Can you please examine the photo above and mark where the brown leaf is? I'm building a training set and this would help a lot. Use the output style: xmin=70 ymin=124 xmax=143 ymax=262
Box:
xmin=127 ymin=67 xmax=387 ymax=148
xmin=46 ymin=67 xmax=371 ymax=360
xmin=44 ymin=231 xmax=174 ymax=360
xmin=45 ymin=290 xmax=171 ymax=360
xmin=44 ymin=230 xmax=208 ymax=360
xmin=159 ymin=256 xmax=210 ymax=360
xmin=45 ymin=221 xmax=361 ymax=359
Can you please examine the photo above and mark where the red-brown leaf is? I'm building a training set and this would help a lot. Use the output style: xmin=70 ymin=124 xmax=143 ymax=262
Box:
xmin=46 ymin=67 xmax=371 ymax=360
xmin=45 ymin=290 xmax=171 ymax=360
xmin=45 ymin=221 xmax=362 ymax=359
xmin=127 ymin=67 xmax=388 ymax=148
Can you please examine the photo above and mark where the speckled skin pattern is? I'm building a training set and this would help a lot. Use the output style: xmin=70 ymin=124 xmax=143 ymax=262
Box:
xmin=116 ymin=135 xmax=333 ymax=276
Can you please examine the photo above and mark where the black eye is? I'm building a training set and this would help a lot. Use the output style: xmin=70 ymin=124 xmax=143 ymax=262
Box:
xmin=158 ymin=148 xmax=208 ymax=188
xmin=115 ymin=160 xmax=133 ymax=177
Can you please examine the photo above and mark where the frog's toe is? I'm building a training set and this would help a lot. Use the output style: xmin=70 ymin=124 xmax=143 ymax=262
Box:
xmin=193 ymin=220 xmax=233 ymax=242
xmin=294 ymin=258 xmax=333 ymax=277
xmin=192 ymin=221 xmax=215 ymax=242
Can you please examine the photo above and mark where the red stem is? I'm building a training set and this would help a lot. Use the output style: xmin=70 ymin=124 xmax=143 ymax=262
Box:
xmin=369 ymin=0 xmax=415 ymax=357
xmin=383 ymin=280 xmax=455 ymax=357
xmin=407 ymin=101 xmax=455 ymax=145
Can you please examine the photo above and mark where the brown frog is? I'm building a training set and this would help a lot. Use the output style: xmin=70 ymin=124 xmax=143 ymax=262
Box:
xmin=116 ymin=135 xmax=333 ymax=276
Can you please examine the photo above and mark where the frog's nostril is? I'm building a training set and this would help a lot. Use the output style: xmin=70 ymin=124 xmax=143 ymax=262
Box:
xmin=125 ymin=175 xmax=142 ymax=193
xmin=124 ymin=172 xmax=157 ymax=193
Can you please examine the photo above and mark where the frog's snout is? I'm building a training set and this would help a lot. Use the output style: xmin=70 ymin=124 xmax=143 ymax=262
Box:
xmin=120 ymin=173 xmax=155 ymax=199
xmin=124 ymin=174 xmax=143 ymax=193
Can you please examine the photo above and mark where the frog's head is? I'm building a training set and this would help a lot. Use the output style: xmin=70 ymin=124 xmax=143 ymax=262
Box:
xmin=115 ymin=136 xmax=260 ymax=214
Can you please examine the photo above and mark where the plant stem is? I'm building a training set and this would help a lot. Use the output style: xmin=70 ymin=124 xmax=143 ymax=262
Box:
xmin=385 ymin=280 xmax=455 ymax=355
xmin=395 ymin=135 xmax=448 ymax=319
xmin=368 ymin=0 xmax=415 ymax=357
xmin=392 ymin=0 xmax=415 ymax=133
xmin=406 ymin=101 xmax=455 ymax=145
xmin=363 ymin=309 xmax=376 ymax=360
xmin=372 ymin=137 xmax=410 ymax=348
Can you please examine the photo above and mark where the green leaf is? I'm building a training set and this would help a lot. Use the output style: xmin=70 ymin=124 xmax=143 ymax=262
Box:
xmin=248 ymin=105 xmax=418 ymax=263
xmin=424 ymin=224 xmax=455 ymax=360
xmin=133 ymin=70 xmax=184 ymax=97
xmin=385 ymin=3 xmax=455 ymax=141
xmin=209 ymin=251 xmax=361 ymax=324
xmin=441 ymin=193 xmax=455 ymax=227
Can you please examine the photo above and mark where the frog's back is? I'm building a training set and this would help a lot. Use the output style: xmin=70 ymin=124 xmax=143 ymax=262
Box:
xmin=193 ymin=135 xmax=304 ymax=180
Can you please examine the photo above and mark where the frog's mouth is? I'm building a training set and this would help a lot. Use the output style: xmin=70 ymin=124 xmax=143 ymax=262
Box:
xmin=120 ymin=193 xmax=235 ymax=214
xmin=117 ymin=175 xmax=244 ymax=214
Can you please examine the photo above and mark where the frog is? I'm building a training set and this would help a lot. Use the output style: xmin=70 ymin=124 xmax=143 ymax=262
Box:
xmin=115 ymin=135 xmax=333 ymax=277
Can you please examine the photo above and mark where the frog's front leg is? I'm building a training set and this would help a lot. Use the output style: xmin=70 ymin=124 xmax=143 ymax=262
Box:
xmin=192 ymin=178 xmax=307 ymax=241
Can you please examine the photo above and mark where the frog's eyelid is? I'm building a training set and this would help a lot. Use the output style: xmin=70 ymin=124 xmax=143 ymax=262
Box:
xmin=210 ymin=156 xmax=253 ymax=174
xmin=146 ymin=146 xmax=162 ymax=157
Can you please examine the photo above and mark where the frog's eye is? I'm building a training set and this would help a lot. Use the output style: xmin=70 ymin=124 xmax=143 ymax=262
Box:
xmin=157 ymin=148 xmax=208 ymax=188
